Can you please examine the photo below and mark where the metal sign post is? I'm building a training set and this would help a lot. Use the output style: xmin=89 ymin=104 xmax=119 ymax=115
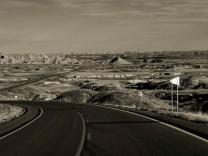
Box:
xmin=137 ymin=92 xmax=143 ymax=108
xmin=176 ymin=84 xmax=179 ymax=112
xmin=171 ymin=83 xmax=173 ymax=112
xmin=140 ymin=92 xmax=142 ymax=104
xmin=170 ymin=76 xmax=180 ymax=113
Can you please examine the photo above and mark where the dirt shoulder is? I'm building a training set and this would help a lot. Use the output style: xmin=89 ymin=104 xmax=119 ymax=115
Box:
xmin=0 ymin=104 xmax=25 ymax=124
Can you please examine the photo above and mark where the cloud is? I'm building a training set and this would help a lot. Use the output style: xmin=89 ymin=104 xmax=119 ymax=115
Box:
xmin=1 ymin=0 xmax=208 ymax=19
xmin=6 ymin=0 xmax=54 ymax=5
xmin=1 ymin=0 xmax=208 ymax=53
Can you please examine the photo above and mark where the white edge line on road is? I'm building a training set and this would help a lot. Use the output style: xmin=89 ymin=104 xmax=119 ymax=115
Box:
xmin=75 ymin=112 xmax=86 ymax=156
xmin=98 ymin=105 xmax=208 ymax=144
xmin=0 ymin=106 xmax=44 ymax=140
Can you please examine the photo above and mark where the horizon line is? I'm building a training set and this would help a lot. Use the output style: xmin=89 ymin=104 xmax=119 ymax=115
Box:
xmin=1 ymin=49 xmax=208 ymax=55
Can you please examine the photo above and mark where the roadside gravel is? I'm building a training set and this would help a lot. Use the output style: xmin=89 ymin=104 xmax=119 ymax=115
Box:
xmin=0 ymin=104 xmax=25 ymax=124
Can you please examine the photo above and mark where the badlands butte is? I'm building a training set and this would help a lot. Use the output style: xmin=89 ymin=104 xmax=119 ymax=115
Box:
xmin=0 ymin=51 xmax=208 ymax=123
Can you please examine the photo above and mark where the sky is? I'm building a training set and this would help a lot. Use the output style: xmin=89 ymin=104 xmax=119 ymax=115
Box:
xmin=0 ymin=0 xmax=208 ymax=53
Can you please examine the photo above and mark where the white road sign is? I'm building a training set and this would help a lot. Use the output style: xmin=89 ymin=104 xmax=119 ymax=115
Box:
xmin=170 ymin=77 xmax=180 ymax=86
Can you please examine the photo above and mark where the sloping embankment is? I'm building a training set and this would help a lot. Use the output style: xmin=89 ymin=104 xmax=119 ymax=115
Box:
xmin=0 ymin=104 xmax=25 ymax=124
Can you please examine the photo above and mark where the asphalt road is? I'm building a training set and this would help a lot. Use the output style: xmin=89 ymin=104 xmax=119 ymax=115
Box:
xmin=80 ymin=104 xmax=208 ymax=156
xmin=0 ymin=101 xmax=207 ymax=156
xmin=0 ymin=101 xmax=84 ymax=156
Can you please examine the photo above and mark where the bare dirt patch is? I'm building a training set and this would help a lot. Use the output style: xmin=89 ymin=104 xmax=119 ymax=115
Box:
xmin=0 ymin=104 xmax=25 ymax=124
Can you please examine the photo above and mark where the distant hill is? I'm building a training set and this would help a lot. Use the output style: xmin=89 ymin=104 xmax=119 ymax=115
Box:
xmin=1 ymin=50 xmax=208 ymax=64
xmin=0 ymin=53 xmax=79 ymax=64
xmin=108 ymin=56 xmax=131 ymax=65
xmin=54 ymin=90 xmax=93 ymax=104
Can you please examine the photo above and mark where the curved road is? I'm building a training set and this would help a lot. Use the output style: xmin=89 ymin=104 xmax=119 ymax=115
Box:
xmin=0 ymin=101 xmax=207 ymax=156
xmin=0 ymin=101 xmax=84 ymax=156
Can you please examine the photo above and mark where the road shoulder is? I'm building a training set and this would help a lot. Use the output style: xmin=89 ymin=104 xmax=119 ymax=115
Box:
xmin=0 ymin=103 xmax=41 ymax=138
xmin=102 ymin=104 xmax=208 ymax=141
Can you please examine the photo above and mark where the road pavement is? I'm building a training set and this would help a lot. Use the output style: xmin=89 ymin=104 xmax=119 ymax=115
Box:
xmin=0 ymin=101 xmax=84 ymax=156
xmin=0 ymin=101 xmax=207 ymax=156
xmin=79 ymin=104 xmax=208 ymax=156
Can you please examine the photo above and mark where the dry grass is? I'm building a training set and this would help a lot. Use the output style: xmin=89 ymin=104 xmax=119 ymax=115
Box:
xmin=0 ymin=104 xmax=25 ymax=124
xmin=157 ymin=110 xmax=208 ymax=123
xmin=104 ymin=102 xmax=208 ymax=123
xmin=139 ymin=94 xmax=208 ymax=123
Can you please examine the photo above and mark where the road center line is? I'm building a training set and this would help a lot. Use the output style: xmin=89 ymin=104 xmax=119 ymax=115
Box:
xmin=75 ymin=112 xmax=87 ymax=156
